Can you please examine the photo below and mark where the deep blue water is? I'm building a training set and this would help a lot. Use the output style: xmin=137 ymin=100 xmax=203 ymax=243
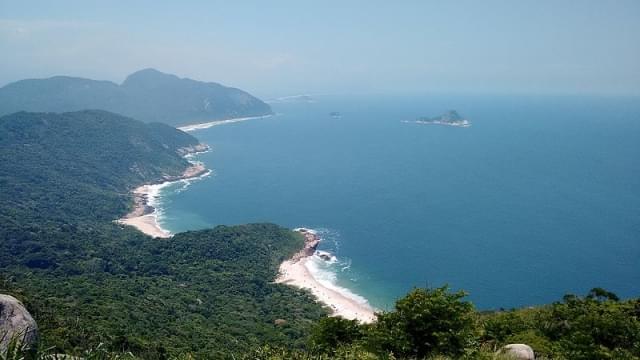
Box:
xmin=158 ymin=94 xmax=640 ymax=310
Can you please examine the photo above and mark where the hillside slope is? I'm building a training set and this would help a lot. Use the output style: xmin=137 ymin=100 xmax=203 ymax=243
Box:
xmin=0 ymin=110 xmax=198 ymax=223
xmin=0 ymin=110 xmax=325 ymax=358
xmin=0 ymin=69 xmax=273 ymax=126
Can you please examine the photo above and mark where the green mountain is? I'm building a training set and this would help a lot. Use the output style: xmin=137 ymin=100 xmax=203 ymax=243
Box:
xmin=0 ymin=110 xmax=198 ymax=223
xmin=0 ymin=69 xmax=273 ymax=126
xmin=0 ymin=110 xmax=325 ymax=358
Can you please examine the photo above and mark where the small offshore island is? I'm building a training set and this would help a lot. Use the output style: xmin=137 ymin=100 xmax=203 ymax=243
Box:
xmin=411 ymin=110 xmax=470 ymax=127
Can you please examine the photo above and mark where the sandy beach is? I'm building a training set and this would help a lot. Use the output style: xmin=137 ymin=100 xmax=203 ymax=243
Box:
xmin=276 ymin=229 xmax=377 ymax=323
xmin=118 ymin=213 xmax=171 ymax=238
xmin=117 ymin=160 xmax=209 ymax=238
xmin=178 ymin=114 xmax=273 ymax=132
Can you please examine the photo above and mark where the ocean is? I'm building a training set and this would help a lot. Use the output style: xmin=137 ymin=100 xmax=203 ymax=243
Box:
xmin=154 ymin=94 xmax=640 ymax=311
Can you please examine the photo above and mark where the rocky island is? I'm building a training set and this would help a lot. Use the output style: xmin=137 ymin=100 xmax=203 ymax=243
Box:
xmin=413 ymin=110 xmax=470 ymax=127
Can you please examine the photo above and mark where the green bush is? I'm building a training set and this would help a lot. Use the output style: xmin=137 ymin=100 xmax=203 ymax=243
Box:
xmin=310 ymin=317 xmax=365 ymax=354
xmin=368 ymin=287 xmax=479 ymax=358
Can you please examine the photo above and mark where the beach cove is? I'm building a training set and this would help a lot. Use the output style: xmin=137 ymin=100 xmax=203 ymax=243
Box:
xmin=117 ymin=145 xmax=211 ymax=238
xmin=276 ymin=228 xmax=377 ymax=323
xmin=117 ymin=115 xmax=379 ymax=323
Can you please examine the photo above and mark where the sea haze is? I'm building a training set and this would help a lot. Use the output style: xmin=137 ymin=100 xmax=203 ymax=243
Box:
xmin=156 ymin=94 xmax=640 ymax=310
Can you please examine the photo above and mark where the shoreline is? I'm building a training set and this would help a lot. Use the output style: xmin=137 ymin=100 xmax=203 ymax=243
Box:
xmin=116 ymin=145 xmax=211 ymax=238
xmin=276 ymin=228 xmax=377 ymax=324
xmin=177 ymin=114 xmax=274 ymax=132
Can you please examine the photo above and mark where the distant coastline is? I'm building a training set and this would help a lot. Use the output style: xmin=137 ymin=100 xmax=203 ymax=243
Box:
xmin=116 ymin=145 xmax=211 ymax=237
xmin=276 ymin=228 xmax=377 ymax=323
xmin=178 ymin=114 xmax=274 ymax=132
xmin=265 ymin=94 xmax=315 ymax=104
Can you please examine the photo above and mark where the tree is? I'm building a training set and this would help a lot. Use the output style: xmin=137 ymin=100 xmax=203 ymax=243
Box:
xmin=310 ymin=317 xmax=365 ymax=354
xmin=368 ymin=286 xmax=478 ymax=358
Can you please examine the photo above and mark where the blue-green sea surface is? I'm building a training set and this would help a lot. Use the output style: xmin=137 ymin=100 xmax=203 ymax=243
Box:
xmin=155 ymin=94 xmax=640 ymax=310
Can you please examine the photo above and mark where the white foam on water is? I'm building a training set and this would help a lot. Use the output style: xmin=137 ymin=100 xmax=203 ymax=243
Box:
xmin=300 ymin=228 xmax=373 ymax=307
xmin=143 ymin=165 xmax=213 ymax=236
xmin=340 ymin=258 xmax=352 ymax=272
xmin=305 ymin=254 xmax=372 ymax=306
xmin=315 ymin=250 xmax=338 ymax=264
xmin=175 ymin=169 xmax=213 ymax=194
xmin=293 ymin=227 xmax=318 ymax=235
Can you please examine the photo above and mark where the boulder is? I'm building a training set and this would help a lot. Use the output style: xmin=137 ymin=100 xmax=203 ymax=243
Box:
xmin=500 ymin=344 xmax=535 ymax=360
xmin=0 ymin=294 xmax=38 ymax=354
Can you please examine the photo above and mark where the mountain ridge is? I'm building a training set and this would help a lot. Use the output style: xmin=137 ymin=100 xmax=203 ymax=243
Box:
xmin=0 ymin=69 xmax=272 ymax=126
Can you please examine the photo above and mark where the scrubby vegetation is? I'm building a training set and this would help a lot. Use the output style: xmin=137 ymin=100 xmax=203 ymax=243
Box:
xmin=5 ymin=286 xmax=638 ymax=359
xmin=301 ymin=287 xmax=640 ymax=359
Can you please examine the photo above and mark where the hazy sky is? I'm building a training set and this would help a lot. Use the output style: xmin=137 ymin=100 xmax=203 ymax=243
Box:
xmin=1 ymin=0 xmax=639 ymax=97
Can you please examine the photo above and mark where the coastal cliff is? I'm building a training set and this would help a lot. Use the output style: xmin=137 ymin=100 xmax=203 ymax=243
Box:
xmin=292 ymin=229 xmax=321 ymax=259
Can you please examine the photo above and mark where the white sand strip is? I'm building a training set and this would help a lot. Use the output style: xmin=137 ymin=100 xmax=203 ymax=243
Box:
xmin=116 ymin=163 xmax=209 ymax=238
xmin=276 ymin=230 xmax=377 ymax=323
xmin=118 ymin=214 xmax=171 ymax=238
xmin=178 ymin=114 xmax=273 ymax=132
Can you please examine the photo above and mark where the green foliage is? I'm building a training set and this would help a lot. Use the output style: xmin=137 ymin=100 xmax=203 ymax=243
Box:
xmin=239 ymin=344 xmax=378 ymax=360
xmin=0 ymin=110 xmax=198 ymax=224
xmin=2 ymin=342 xmax=135 ymax=360
xmin=541 ymin=290 xmax=640 ymax=359
xmin=369 ymin=287 xmax=478 ymax=358
xmin=0 ymin=111 xmax=326 ymax=358
xmin=309 ymin=317 xmax=365 ymax=354
xmin=481 ymin=289 xmax=640 ymax=359
xmin=309 ymin=287 xmax=640 ymax=360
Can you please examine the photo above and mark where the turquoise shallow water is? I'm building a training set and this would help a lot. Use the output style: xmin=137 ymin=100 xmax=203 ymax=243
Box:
xmin=157 ymin=94 xmax=640 ymax=310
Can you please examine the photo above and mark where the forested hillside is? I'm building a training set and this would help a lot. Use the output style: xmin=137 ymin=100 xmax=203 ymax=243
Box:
xmin=0 ymin=110 xmax=198 ymax=223
xmin=0 ymin=110 xmax=325 ymax=358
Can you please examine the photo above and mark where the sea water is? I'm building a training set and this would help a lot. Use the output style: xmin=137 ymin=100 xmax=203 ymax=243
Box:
xmin=155 ymin=94 xmax=640 ymax=310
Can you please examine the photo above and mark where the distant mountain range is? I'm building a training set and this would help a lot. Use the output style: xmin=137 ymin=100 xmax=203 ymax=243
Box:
xmin=0 ymin=69 xmax=272 ymax=126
